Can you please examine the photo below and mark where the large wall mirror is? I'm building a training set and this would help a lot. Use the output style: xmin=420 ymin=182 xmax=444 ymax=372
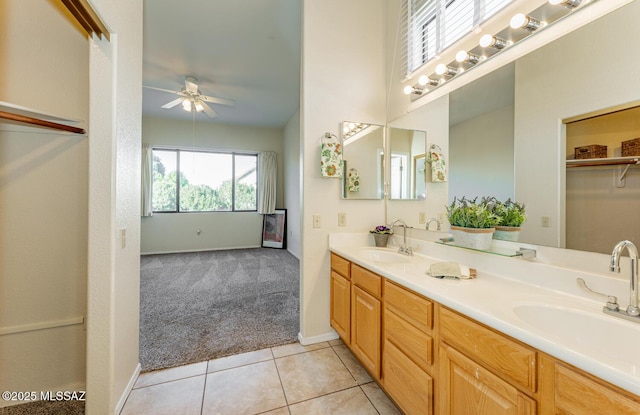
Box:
xmin=341 ymin=121 xmax=384 ymax=200
xmin=389 ymin=127 xmax=427 ymax=200
xmin=386 ymin=0 xmax=640 ymax=254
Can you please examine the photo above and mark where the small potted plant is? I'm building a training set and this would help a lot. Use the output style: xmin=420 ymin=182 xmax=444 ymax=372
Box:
xmin=446 ymin=196 xmax=500 ymax=250
xmin=370 ymin=225 xmax=393 ymax=247
xmin=492 ymin=198 xmax=526 ymax=241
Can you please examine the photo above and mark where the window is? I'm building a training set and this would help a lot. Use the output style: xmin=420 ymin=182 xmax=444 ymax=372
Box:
xmin=406 ymin=0 xmax=514 ymax=74
xmin=152 ymin=149 xmax=257 ymax=213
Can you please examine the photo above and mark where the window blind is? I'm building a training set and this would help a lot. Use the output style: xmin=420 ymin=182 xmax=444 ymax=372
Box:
xmin=403 ymin=0 xmax=514 ymax=76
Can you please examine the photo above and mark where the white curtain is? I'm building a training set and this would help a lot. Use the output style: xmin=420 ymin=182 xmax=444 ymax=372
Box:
xmin=141 ymin=144 xmax=153 ymax=217
xmin=258 ymin=151 xmax=277 ymax=214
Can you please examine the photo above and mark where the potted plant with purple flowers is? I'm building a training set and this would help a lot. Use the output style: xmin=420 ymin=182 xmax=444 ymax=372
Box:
xmin=370 ymin=225 xmax=394 ymax=247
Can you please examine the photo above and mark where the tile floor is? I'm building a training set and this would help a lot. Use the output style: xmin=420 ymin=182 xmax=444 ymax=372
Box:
xmin=120 ymin=340 xmax=402 ymax=415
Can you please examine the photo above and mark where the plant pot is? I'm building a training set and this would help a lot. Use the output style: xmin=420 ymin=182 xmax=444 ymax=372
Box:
xmin=493 ymin=226 xmax=521 ymax=242
xmin=373 ymin=233 xmax=390 ymax=247
xmin=450 ymin=226 xmax=495 ymax=250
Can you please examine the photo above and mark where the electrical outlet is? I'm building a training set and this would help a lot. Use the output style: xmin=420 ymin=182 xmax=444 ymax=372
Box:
xmin=542 ymin=216 xmax=550 ymax=228
xmin=418 ymin=212 xmax=426 ymax=224
xmin=338 ymin=212 xmax=347 ymax=227
xmin=313 ymin=214 xmax=321 ymax=228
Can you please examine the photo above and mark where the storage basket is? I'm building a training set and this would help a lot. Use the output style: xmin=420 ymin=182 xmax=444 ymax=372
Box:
xmin=622 ymin=137 xmax=640 ymax=157
xmin=574 ymin=145 xmax=607 ymax=159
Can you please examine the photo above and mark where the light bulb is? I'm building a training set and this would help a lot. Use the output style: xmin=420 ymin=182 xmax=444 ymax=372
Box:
xmin=435 ymin=64 xmax=447 ymax=75
xmin=349 ymin=122 xmax=356 ymax=129
xmin=479 ymin=34 xmax=509 ymax=49
xmin=403 ymin=85 xmax=414 ymax=95
xmin=455 ymin=50 xmax=480 ymax=64
xmin=418 ymin=75 xmax=428 ymax=86
xmin=510 ymin=13 xmax=543 ymax=31
xmin=182 ymin=99 xmax=192 ymax=111
xmin=194 ymin=101 xmax=204 ymax=112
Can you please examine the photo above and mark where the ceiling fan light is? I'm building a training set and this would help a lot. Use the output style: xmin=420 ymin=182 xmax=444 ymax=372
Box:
xmin=182 ymin=99 xmax=192 ymax=112
xmin=194 ymin=101 xmax=204 ymax=112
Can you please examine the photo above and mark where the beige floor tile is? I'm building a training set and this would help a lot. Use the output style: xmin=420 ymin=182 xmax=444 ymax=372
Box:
xmin=360 ymin=382 xmax=402 ymax=415
xmin=202 ymin=360 xmax=286 ymax=415
xmin=275 ymin=347 xmax=357 ymax=404
xmin=208 ymin=348 xmax=273 ymax=373
xmin=134 ymin=362 xmax=207 ymax=389
xmin=288 ymin=387 xmax=378 ymax=415
xmin=121 ymin=375 xmax=205 ymax=415
xmin=260 ymin=407 xmax=291 ymax=415
xmin=328 ymin=338 xmax=344 ymax=346
xmin=332 ymin=344 xmax=373 ymax=384
xmin=271 ymin=341 xmax=330 ymax=358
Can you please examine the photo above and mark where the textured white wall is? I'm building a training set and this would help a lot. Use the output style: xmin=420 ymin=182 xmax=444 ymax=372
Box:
xmin=300 ymin=0 xmax=386 ymax=341
xmin=87 ymin=0 xmax=143 ymax=413
xmin=140 ymin=116 xmax=285 ymax=254
xmin=0 ymin=1 xmax=88 ymax=406
xmin=284 ymin=110 xmax=301 ymax=259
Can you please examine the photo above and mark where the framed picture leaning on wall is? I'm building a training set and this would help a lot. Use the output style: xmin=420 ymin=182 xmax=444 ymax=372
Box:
xmin=261 ymin=209 xmax=286 ymax=249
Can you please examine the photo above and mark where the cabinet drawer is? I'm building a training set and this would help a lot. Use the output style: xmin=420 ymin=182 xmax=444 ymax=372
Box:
xmin=331 ymin=253 xmax=350 ymax=279
xmin=439 ymin=306 xmax=537 ymax=392
xmin=352 ymin=264 xmax=381 ymax=298
xmin=555 ymin=363 xmax=640 ymax=415
xmin=383 ymin=339 xmax=433 ymax=415
xmin=385 ymin=308 xmax=433 ymax=371
xmin=384 ymin=280 xmax=432 ymax=332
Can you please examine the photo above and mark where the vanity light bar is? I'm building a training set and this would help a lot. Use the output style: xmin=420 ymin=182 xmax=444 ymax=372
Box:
xmin=403 ymin=0 xmax=585 ymax=98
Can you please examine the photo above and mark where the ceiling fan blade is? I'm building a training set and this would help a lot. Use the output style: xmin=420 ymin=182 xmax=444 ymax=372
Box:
xmin=144 ymin=85 xmax=181 ymax=95
xmin=161 ymin=97 xmax=184 ymax=109
xmin=201 ymin=102 xmax=217 ymax=118
xmin=200 ymin=95 xmax=236 ymax=107
xmin=185 ymin=76 xmax=199 ymax=94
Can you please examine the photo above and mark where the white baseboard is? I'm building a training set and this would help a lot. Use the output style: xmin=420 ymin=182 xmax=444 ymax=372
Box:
xmin=298 ymin=330 xmax=339 ymax=345
xmin=141 ymin=245 xmax=261 ymax=255
xmin=115 ymin=363 xmax=141 ymax=415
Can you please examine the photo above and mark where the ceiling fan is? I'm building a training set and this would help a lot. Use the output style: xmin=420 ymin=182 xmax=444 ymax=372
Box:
xmin=144 ymin=76 xmax=235 ymax=118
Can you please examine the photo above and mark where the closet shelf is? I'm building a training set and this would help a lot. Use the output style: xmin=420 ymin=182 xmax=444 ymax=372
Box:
xmin=0 ymin=101 xmax=85 ymax=135
xmin=566 ymin=156 xmax=640 ymax=168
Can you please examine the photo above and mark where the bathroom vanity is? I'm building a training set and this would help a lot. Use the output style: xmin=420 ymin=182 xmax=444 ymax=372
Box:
xmin=329 ymin=234 xmax=640 ymax=415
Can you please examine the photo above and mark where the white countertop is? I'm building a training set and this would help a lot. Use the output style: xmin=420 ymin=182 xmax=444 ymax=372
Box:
xmin=329 ymin=233 xmax=640 ymax=396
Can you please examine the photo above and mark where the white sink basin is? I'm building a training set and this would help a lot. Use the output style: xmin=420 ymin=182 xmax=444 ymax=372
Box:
xmin=512 ymin=303 xmax=640 ymax=366
xmin=358 ymin=248 xmax=412 ymax=263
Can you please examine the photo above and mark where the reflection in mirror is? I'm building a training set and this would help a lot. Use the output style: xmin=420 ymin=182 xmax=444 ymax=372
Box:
xmin=341 ymin=121 xmax=384 ymax=200
xmin=389 ymin=128 xmax=427 ymax=200
xmin=449 ymin=63 xmax=514 ymax=202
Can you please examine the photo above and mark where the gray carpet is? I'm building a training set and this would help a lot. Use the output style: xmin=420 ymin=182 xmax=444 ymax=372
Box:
xmin=139 ymin=248 xmax=300 ymax=372
xmin=0 ymin=401 xmax=84 ymax=415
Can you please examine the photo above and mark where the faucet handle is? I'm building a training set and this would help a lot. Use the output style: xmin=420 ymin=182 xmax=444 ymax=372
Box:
xmin=576 ymin=278 xmax=619 ymax=311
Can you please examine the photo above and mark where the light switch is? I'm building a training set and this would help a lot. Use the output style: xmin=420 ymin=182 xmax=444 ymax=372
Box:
xmin=313 ymin=214 xmax=321 ymax=228
xmin=338 ymin=213 xmax=347 ymax=227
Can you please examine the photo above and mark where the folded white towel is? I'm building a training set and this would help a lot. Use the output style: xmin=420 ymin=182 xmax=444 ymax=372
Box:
xmin=427 ymin=262 xmax=476 ymax=279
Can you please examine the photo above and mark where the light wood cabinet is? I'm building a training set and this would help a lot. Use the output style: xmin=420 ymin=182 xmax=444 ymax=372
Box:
xmin=383 ymin=280 xmax=434 ymax=414
xmin=328 ymin=253 xmax=640 ymax=415
xmin=351 ymin=285 xmax=381 ymax=380
xmin=330 ymin=271 xmax=350 ymax=343
xmin=439 ymin=345 xmax=536 ymax=415
xmin=539 ymin=354 xmax=640 ymax=415
xmin=330 ymin=253 xmax=351 ymax=344
xmin=383 ymin=339 xmax=433 ymax=415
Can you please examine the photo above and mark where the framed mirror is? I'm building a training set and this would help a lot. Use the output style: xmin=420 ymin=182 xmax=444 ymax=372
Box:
xmin=341 ymin=121 xmax=384 ymax=200
xmin=389 ymin=127 xmax=427 ymax=200
xmin=385 ymin=0 xmax=640 ymax=254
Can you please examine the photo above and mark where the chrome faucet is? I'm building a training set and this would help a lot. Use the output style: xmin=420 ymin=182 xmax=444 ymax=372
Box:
xmin=426 ymin=218 xmax=441 ymax=231
xmin=610 ymin=240 xmax=640 ymax=316
xmin=391 ymin=219 xmax=413 ymax=256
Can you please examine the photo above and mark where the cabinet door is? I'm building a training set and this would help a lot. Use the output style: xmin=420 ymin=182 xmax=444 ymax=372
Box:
xmin=383 ymin=339 xmax=433 ymax=415
xmin=553 ymin=362 xmax=640 ymax=415
xmin=440 ymin=345 xmax=536 ymax=415
xmin=351 ymin=285 xmax=381 ymax=379
xmin=330 ymin=271 xmax=350 ymax=344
